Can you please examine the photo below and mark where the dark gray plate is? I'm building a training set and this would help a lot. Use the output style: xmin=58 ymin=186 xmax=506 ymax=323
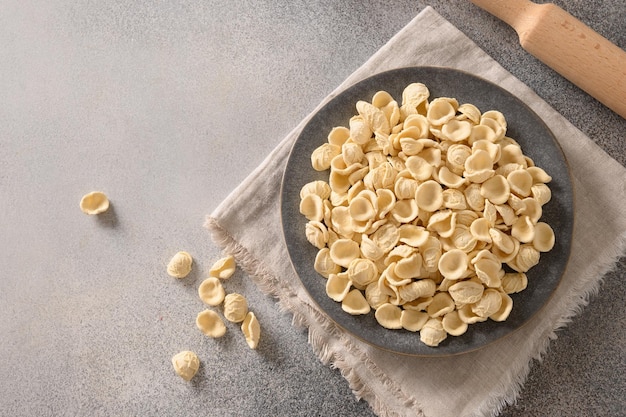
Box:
xmin=280 ymin=67 xmax=573 ymax=356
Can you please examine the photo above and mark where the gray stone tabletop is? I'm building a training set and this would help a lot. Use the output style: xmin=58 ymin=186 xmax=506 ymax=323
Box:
xmin=0 ymin=1 xmax=623 ymax=416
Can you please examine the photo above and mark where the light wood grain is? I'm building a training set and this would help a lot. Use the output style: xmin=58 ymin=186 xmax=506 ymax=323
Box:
xmin=471 ymin=0 xmax=626 ymax=119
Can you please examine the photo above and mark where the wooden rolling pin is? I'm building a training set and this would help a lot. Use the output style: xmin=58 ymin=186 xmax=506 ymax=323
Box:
xmin=470 ymin=0 xmax=626 ymax=119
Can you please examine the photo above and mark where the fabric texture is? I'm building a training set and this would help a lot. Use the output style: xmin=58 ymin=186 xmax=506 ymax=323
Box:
xmin=205 ymin=7 xmax=626 ymax=417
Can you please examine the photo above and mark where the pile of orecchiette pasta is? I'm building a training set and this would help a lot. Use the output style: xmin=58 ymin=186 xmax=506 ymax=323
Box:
xmin=299 ymin=82 xmax=555 ymax=347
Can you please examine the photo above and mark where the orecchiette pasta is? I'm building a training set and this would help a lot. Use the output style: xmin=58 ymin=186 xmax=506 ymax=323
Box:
xmin=79 ymin=191 xmax=110 ymax=215
xmin=300 ymin=82 xmax=555 ymax=347
xmin=326 ymin=273 xmax=352 ymax=302
xmin=209 ymin=255 xmax=236 ymax=279
xmin=241 ymin=312 xmax=261 ymax=350
xmin=167 ymin=251 xmax=193 ymax=279
xmin=223 ymin=293 xmax=248 ymax=323
xmin=442 ymin=310 xmax=468 ymax=337
xmin=420 ymin=317 xmax=447 ymax=347
xmin=198 ymin=277 xmax=226 ymax=306
xmin=196 ymin=309 xmax=227 ymax=338
xmin=375 ymin=303 xmax=403 ymax=329
xmin=171 ymin=351 xmax=200 ymax=381
xmin=197 ymin=255 xmax=263 ymax=350
xmin=342 ymin=289 xmax=371 ymax=315
xmin=401 ymin=309 xmax=429 ymax=332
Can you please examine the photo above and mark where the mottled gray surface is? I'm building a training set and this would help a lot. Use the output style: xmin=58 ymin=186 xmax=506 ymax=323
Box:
xmin=0 ymin=1 xmax=623 ymax=417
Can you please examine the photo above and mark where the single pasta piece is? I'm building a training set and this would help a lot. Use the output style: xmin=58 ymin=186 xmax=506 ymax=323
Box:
xmin=375 ymin=303 xmax=403 ymax=329
xmin=198 ymin=277 xmax=226 ymax=306
xmin=241 ymin=312 xmax=261 ymax=349
xmin=79 ymin=191 xmax=109 ymax=215
xmin=223 ymin=293 xmax=248 ymax=323
xmin=171 ymin=351 xmax=200 ymax=381
xmin=209 ymin=255 xmax=236 ymax=279
xmin=342 ymin=289 xmax=371 ymax=315
xmin=401 ymin=309 xmax=429 ymax=332
xmin=420 ymin=317 xmax=447 ymax=347
xmin=196 ymin=309 xmax=226 ymax=338
xmin=326 ymin=273 xmax=352 ymax=302
xmin=167 ymin=251 xmax=193 ymax=278
xmin=442 ymin=311 xmax=468 ymax=336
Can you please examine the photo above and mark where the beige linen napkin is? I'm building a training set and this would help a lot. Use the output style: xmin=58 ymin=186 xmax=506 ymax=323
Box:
xmin=206 ymin=7 xmax=626 ymax=417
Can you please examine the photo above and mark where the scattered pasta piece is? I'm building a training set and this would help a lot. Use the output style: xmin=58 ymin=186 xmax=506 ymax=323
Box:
xmin=209 ymin=255 xmax=236 ymax=279
xmin=79 ymin=191 xmax=109 ymax=215
xmin=299 ymin=82 xmax=556 ymax=347
xmin=196 ymin=309 xmax=226 ymax=338
xmin=223 ymin=293 xmax=248 ymax=323
xmin=241 ymin=311 xmax=261 ymax=349
xmin=198 ymin=277 xmax=226 ymax=306
xmin=167 ymin=251 xmax=193 ymax=279
xmin=171 ymin=351 xmax=200 ymax=381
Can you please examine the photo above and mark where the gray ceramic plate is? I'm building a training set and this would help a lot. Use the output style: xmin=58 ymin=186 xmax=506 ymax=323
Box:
xmin=280 ymin=67 xmax=573 ymax=356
